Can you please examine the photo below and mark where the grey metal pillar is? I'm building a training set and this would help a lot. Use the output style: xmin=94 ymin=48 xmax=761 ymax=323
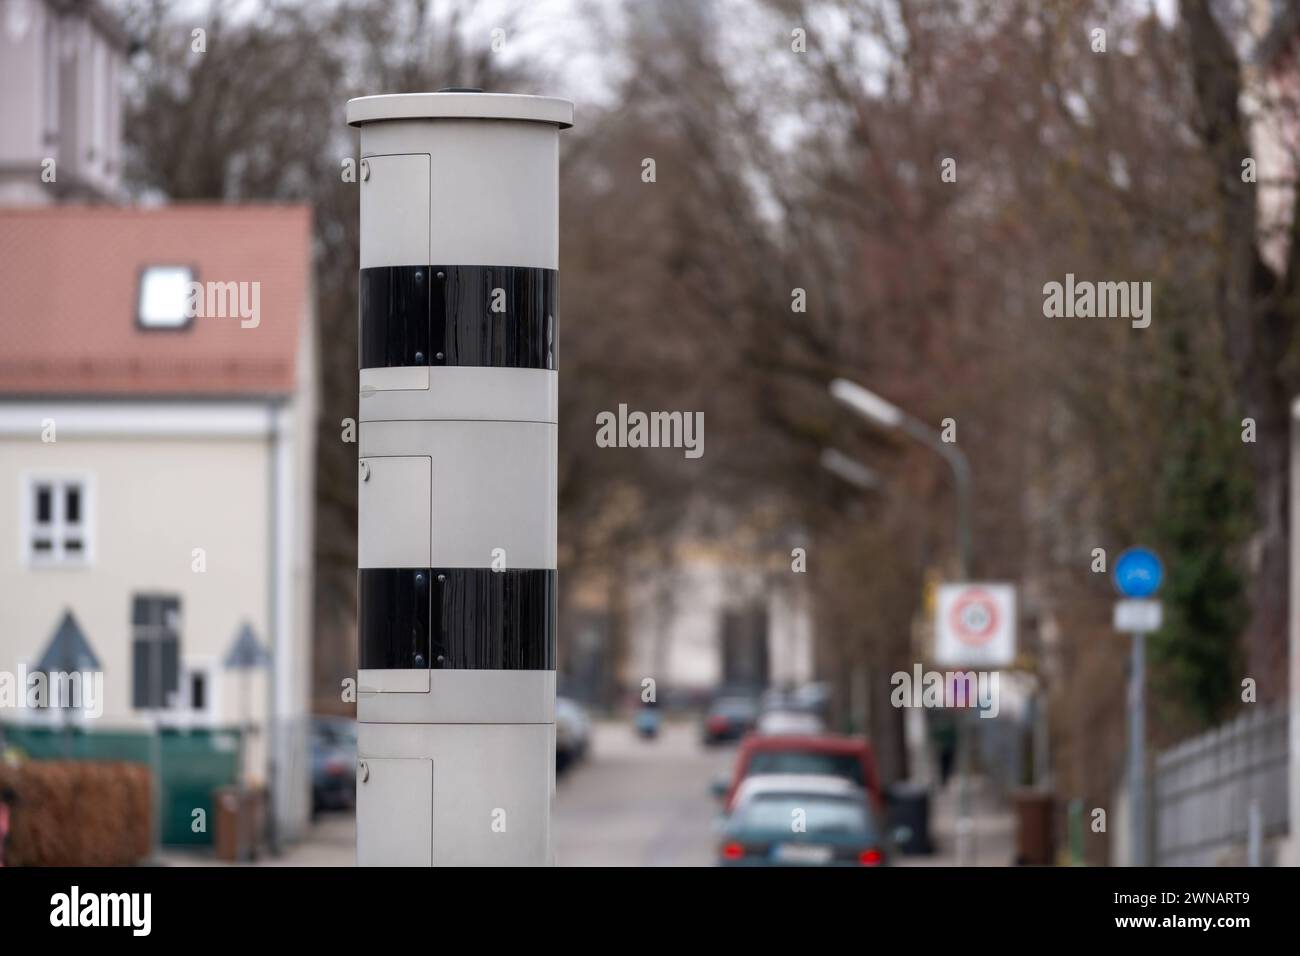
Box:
xmin=347 ymin=91 xmax=573 ymax=866
xmin=1128 ymin=630 xmax=1147 ymax=866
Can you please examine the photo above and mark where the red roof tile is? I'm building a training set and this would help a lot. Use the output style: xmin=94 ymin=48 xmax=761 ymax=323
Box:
xmin=0 ymin=204 xmax=313 ymax=397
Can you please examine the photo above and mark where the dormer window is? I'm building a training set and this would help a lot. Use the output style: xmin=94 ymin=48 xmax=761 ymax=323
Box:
xmin=137 ymin=265 xmax=195 ymax=330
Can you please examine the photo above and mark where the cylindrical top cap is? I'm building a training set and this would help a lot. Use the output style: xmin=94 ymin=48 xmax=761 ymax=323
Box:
xmin=347 ymin=92 xmax=574 ymax=129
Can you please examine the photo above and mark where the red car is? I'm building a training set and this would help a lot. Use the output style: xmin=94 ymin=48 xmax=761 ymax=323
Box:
xmin=723 ymin=733 xmax=884 ymax=815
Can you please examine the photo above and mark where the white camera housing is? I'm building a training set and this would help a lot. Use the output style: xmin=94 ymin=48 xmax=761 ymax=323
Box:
xmin=347 ymin=91 xmax=573 ymax=866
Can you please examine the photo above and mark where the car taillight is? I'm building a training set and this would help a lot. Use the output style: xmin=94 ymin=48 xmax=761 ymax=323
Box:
xmin=721 ymin=842 xmax=745 ymax=861
xmin=858 ymin=848 xmax=883 ymax=866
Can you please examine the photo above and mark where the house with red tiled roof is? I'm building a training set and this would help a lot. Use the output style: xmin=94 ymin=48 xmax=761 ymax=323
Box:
xmin=0 ymin=204 xmax=319 ymax=843
xmin=0 ymin=1 xmax=317 ymax=847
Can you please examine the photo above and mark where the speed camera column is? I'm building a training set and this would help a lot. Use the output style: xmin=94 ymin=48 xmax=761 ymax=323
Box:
xmin=346 ymin=91 xmax=573 ymax=866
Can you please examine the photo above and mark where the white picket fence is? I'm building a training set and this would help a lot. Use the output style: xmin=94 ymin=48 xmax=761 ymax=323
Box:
xmin=1153 ymin=706 xmax=1289 ymax=866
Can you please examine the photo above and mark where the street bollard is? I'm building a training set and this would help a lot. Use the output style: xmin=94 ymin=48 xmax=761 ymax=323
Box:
xmin=347 ymin=90 xmax=573 ymax=866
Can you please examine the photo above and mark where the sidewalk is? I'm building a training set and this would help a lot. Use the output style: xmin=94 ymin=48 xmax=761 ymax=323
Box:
xmin=153 ymin=812 xmax=355 ymax=867
xmin=897 ymin=775 xmax=1016 ymax=867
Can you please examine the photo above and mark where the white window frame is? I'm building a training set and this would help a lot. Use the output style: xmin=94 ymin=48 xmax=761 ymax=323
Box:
xmin=176 ymin=658 xmax=221 ymax=728
xmin=21 ymin=472 xmax=95 ymax=568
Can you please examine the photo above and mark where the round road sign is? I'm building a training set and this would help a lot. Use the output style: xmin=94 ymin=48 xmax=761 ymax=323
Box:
xmin=949 ymin=588 xmax=1000 ymax=646
xmin=1114 ymin=547 xmax=1164 ymax=598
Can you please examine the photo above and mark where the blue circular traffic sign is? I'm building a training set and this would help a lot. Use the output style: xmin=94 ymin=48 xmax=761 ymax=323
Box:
xmin=1114 ymin=547 xmax=1163 ymax=597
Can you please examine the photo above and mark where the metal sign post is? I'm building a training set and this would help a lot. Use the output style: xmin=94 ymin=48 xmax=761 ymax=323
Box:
xmin=934 ymin=582 xmax=1017 ymax=865
xmin=347 ymin=91 xmax=573 ymax=866
xmin=1113 ymin=546 xmax=1164 ymax=867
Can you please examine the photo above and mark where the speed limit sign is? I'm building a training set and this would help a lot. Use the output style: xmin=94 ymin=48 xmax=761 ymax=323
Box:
xmin=935 ymin=583 xmax=1016 ymax=666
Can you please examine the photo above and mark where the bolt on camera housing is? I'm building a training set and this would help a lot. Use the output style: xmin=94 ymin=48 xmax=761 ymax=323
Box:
xmin=347 ymin=90 xmax=573 ymax=866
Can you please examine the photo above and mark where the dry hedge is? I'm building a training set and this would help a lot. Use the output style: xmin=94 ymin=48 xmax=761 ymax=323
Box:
xmin=0 ymin=761 xmax=152 ymax=865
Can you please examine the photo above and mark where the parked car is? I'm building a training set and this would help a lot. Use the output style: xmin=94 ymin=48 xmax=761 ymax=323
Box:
xmin=719 ymin=733 xmax=884 ymax=814
xmin=759 ymin=687 xmax=795 ymax=712
xmin=790 ymin=682 xmax=832 ymax=716
xmin=756 ymin=709 xmax=826 ymax=737
xmin=701 ymin=694 xmax=760 ymax=745
xmin=555 ymin=697 xmax=591 ymax=773
xmin=718 ymin=774 xmax=886 ymax=867
xmin=634 ymin=704 xmax=661 ymax=739
xmin=310 ymin=716 xmax=357 ymax=814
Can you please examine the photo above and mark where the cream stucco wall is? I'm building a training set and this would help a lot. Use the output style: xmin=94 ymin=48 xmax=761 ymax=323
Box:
xmin=0 ymin=429 xmax=272 ymax=739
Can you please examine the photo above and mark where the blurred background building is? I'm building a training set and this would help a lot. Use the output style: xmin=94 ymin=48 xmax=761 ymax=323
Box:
xmin=0 ymin=0 xmax=126 ymax=203
xmin=0 ymin=0 xmax=316 ymax=849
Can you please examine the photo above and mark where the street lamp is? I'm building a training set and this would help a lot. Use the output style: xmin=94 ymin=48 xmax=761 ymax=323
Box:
xmin=819 ymin=447 xmax=882 ymax=492
xmin=829 ymin=378 xmax=972 ymax=576
xmin=829 ymin=376 xmax=977 ymax=864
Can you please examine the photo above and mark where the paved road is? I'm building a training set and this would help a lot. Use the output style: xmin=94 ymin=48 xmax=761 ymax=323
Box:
xmin=554 ymin=719 xmax=733 ymax=867
xmin=554 ymin=721 xmax=1018 ymax=867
